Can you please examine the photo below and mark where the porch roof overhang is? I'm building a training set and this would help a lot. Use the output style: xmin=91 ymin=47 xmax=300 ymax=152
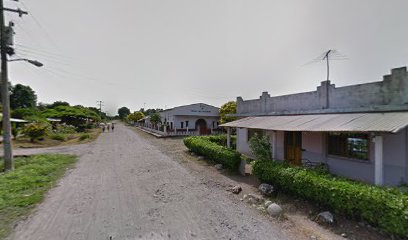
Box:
xmin=220 ymin=112 xmax=408 ymax=133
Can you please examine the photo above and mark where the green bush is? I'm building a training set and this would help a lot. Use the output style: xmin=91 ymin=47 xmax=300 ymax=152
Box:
xmin=22 ymin=123 xmax=49 ymax=142
xmin=79 ymin=133 xmax=90 ymax=141
xmin=252 ymin=160 xmax=408 ymax=237
xmin=249 ymin=133 xmax=272 ymax=161
xmin=55 ymin=124 xmax=76 ymax=134
xmin=201 ymin=134 xmax=237 ymax=149
xmin=50 ymin=133 xmax=67 ymax=141
xmin=183 ymin=136 xmax=241 ymax=170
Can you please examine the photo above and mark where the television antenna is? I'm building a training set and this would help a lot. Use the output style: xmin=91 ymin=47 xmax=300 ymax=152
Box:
xmin=305 ymin=49 xmax=348 ymax=81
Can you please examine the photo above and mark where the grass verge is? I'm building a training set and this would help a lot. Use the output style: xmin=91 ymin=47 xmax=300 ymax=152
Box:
xmin=0 ymin=154 xmax=77 ymax=239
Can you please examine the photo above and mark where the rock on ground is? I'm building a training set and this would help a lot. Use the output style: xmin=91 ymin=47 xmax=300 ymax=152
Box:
xmin=267 ymin=203 xmax=283 ymax=217
xmin=214 ymin=164 xmax=223 ymax=170
xmin=243 ymin=193 xmax=264 ymax=205
xmin=258 ymin=183 xmax=274 ymax=196
xmin=228 ymin=185 xmax=242 ymax=194
xmin=264 ymin=200 xmax=273 ymax=208
xmin=316 ymin=211 xmax=334 ymax=225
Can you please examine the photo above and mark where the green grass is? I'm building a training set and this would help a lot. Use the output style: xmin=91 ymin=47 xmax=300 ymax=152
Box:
xmin=0 ymin=154 xmax=77 ymax=239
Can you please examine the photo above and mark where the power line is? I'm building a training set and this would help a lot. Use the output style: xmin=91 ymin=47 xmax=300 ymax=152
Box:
xmin=18 ymin=0 xmax=62 ymax=52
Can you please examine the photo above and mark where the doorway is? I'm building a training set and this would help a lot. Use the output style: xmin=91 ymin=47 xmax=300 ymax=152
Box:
xmin=284 ymin=131 xmax=302 ymax=165
xmin=195 ymin=119 xmax=207 ymax=135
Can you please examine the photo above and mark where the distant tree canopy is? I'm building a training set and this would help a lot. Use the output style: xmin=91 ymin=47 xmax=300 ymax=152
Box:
xmin=10 ymin=84 xmax=37 ymax=109
xmin=42 ymin=105 xmax=101 ymax=127
xmin=48 ymin=101 xmax=70 ymax=108
xmin=127 ymin=111 xmax=144 ymax=122
xmin=219 ymin=101 xmax=237 ymax=124
xmin=118 ymin=107 xmax=131 ymax=120
xmin=140 ymin=108 xmax=163 ymax=116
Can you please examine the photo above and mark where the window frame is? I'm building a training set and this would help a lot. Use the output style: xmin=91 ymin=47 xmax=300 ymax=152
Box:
xmin=247 ymin=128 xmax=265 ymax=142
xmin=327 ymin=132 xmax=370 ymax=161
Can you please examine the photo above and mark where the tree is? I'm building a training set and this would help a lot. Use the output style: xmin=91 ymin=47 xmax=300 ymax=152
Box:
xmin=118 ymin=106 xmax=131 ymax=120
xmin=127 ymin=111 xmax=144 ymax=123
xmin=48 ymin=101 xmax=70 ymax=108
xmin=219 ymin=101 xmax=237 ymax=124
xmin=41 ymin=105 xmax=101 ymax=130
xmin=142 ymin=108 xmax=163 ymax=116
xmin=10 ymin=84 xmax=37 ymax=109
xmin=150 ymin=113 xmax=161 ymax=127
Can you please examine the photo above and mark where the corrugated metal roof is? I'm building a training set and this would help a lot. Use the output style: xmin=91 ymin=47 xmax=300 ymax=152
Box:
xmin=220 ymin=112 xmax=408 ymax=133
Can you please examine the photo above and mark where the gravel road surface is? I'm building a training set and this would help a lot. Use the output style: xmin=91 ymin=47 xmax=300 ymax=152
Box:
xmin=9 ymin=123 xmax=292 ymax=240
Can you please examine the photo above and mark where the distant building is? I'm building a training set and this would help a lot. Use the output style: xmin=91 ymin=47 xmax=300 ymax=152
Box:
xmin=140 ymin=103 xmax=221 ymax=136
xmin=222 ymin=67 xmax=408 ymax=186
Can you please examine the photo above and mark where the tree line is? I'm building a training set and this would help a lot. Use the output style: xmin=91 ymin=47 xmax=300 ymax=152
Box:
xmin=0 ymin=83 xmax=104 ymax=141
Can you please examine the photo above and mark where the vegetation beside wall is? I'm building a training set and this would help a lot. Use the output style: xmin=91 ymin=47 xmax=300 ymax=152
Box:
xmin=252 ymin=160 xmax=408 ymax=238
xmin=200 ymin=134 xmax=237 ymax=149
xmin=183 ymin=136 xmax=241 ymax=170
xmin=0 ymin=154 xmax=77 ymax=239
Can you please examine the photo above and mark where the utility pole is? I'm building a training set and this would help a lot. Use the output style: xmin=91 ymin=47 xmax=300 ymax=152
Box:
xmin=97 ymin=100 xmax=103 ymax=119
xmin=1 ymin=0 xmax=28 ymax=171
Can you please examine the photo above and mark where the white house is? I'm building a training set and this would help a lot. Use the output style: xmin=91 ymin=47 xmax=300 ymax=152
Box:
xmin=222 ymin=67 xmax=408 ymax=186
xmin=159 ymin=103 xmax=221 ymax=135
xmin=139 ymin=103 xmax=221 ymax=136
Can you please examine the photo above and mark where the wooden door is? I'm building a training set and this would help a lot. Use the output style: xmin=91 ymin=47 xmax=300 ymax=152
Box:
xmin=196 ymin=119 xmax=207 ymax=135
xmin=284 ymin=131 xmax=302 ymax=165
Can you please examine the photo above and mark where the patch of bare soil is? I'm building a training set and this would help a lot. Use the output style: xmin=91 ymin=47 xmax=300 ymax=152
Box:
xmin=133 ymin=127 xmax=391 ymax=240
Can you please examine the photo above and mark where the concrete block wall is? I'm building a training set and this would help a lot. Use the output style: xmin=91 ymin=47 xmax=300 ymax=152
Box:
xmin=237 ymin=67 xmax=408 ymax=115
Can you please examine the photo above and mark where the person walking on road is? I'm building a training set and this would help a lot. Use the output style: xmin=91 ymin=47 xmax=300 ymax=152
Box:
xmin=111 ymin=123 xmax=115 ymax=132
xmin=102 ymin=125 xmax=106 ymax=132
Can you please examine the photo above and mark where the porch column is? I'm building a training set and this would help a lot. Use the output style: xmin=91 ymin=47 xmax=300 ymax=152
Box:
xmin=272 ymin=131 xmax=277 ymax=160
xmin=227 ymin=127 xmax=231 ymax=148
xmin=164 ymin=125 xmax=167 ymax=135
xmin=374 ymin=135 xmax=384 ymax=186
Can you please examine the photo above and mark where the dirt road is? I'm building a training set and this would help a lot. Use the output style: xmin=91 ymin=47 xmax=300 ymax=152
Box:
xmin=10 ymin=123 xmax=292 ymax=240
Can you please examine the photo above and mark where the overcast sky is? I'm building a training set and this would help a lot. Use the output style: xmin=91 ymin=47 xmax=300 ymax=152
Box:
xmin=7 ymin=0 xmax=408 ymax=115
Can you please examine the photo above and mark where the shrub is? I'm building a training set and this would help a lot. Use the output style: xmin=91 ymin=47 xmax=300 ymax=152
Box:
xmin=50 ymin=133 xmax=67 ymax=141
xmin=75 ymin=124 xmax=87 ymax=132
xmin=79 ymin=133 xmax=90 ymax=141
xmin=22 ymin=123 xmax=49 ymax=142
xmin=11 ymin=127 xmax=19 ymax=139
xmin=55 ymin=124 xmax=76 ymax=134
xmin=252 ymin=160 xmax=408 ymax=237
xmin=249 ymin=133 xmax=272 ymax=161
xmin=183 ymin=136 xmax=241 ymax=170
xmin=201 ymin=135 xmax=237 ymax=149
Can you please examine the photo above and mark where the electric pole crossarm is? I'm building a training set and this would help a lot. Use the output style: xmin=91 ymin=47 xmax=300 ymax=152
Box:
xmin=1 ymin=8 xmax=27 ymax=17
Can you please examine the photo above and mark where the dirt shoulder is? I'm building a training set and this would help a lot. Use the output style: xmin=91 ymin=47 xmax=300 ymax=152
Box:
xmin=132 ymin=127 xmax=391 ymax=240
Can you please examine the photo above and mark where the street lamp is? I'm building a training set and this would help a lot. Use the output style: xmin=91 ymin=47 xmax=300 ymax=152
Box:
xmin=1 ymin=58 xmax=43 ymax=171
xmin=8 ymin=58 xmax=43 ymax=67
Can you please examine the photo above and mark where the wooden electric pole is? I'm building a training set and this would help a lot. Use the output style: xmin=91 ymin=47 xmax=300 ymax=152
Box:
xmin=97 ymin=100 xmax=103 ymax=119
xmin=1 ymin=0 xmax=27 ymax=171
